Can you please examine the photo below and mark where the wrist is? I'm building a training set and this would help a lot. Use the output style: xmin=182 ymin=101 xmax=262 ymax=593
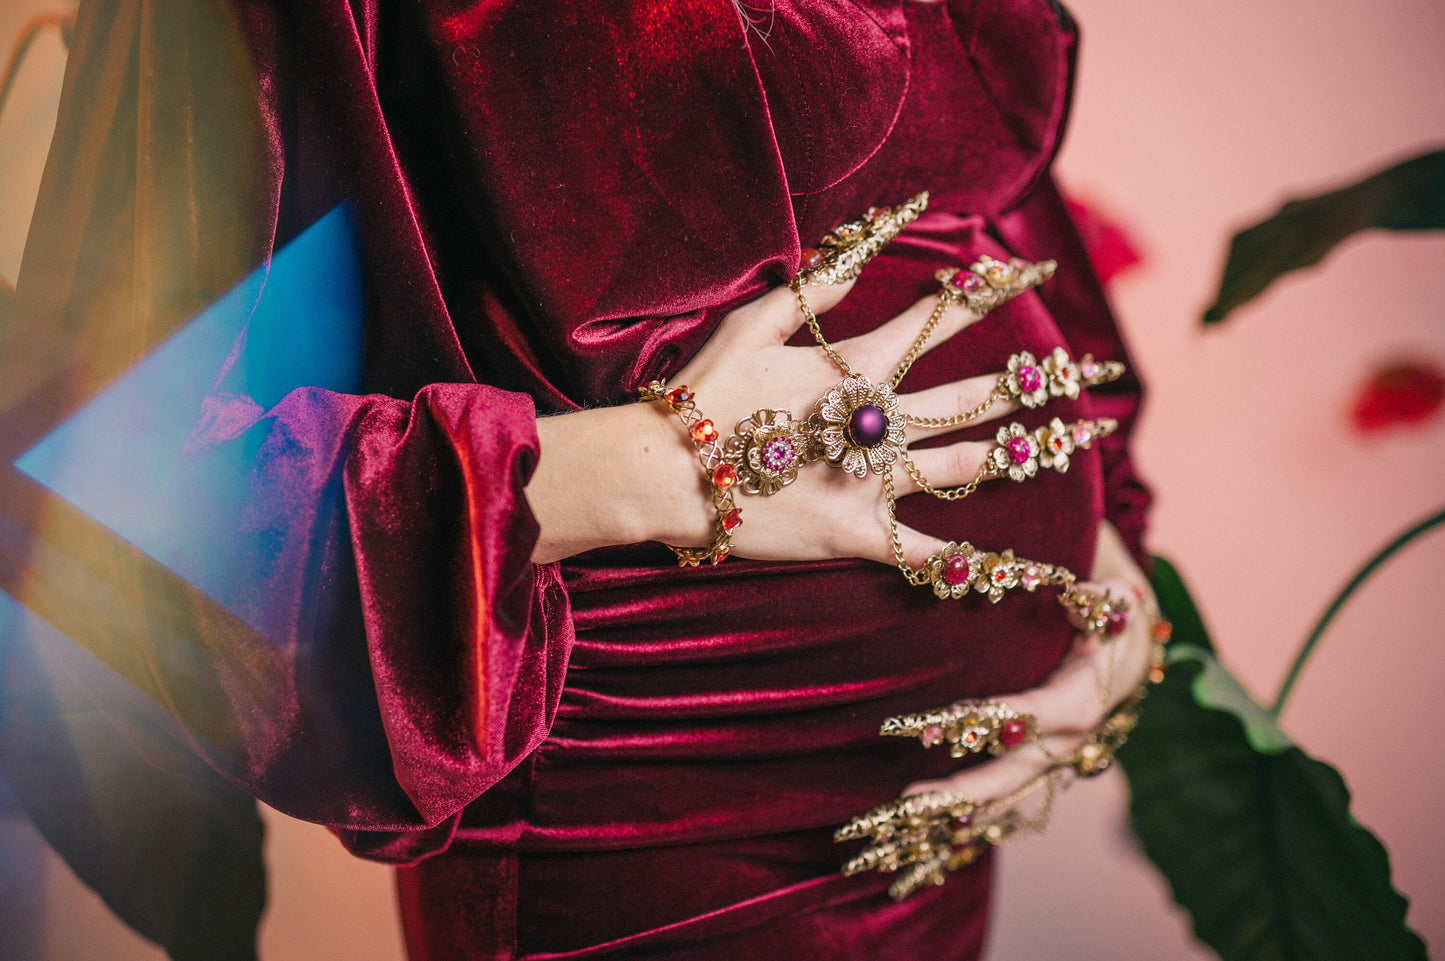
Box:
xmin=528 ymin=400 xmax=712 ymax=563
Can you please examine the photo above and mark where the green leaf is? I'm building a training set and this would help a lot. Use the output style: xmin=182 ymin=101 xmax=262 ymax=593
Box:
xmin=1117 ymin=557 xmax=1426 ymax=961
xmin=1203 ymin=149 xmax=1445 ymax=324
xmin=1171 ymin=643 xmax=1291 ymax=755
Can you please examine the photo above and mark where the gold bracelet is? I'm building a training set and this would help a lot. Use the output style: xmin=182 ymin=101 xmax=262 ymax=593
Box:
xmin=638 ymin=382 xmax=742 ymax=566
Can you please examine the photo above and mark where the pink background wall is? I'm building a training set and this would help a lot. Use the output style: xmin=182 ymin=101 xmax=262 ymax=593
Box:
xmin=3 ymin=1 xmax=1442 ymax=958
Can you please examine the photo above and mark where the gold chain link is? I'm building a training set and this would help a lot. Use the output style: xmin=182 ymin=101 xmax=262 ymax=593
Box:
xmin=793 ymin=281 xmax=855 ymax=378
xmin=883 ymin=473 xmax=932 ymax=585
xmin=886 ymin=290 xmax=951 ymax=389
xmin=904 ymin=382 xmax=1008 ymax=430
xmin=899 ymin=450 xmax=989 ymax=501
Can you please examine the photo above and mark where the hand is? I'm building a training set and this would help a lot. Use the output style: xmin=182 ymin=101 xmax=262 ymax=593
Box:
xmin=834 ymin=521 xmax=1162 ymax=897
xmin=898 ymin=519 xmax=1159 ymax=800
xmin=529 ymin=276 xmax=1026 ymax=564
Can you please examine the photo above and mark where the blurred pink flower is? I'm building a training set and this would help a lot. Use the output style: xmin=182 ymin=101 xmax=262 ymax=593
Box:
xmin=1065 ymin=195 xmax=1144 ymax=284
xmin=1350 ymin=360 xmax=1445 ymax=434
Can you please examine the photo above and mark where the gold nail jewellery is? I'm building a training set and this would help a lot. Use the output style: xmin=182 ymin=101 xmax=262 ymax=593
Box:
xmin=879 ymin=698 xmax=1046 ymax=760
xmin=783 ymin=195 xmax=1158 ymax=899
xmin=835 ymin=769 xmax=1061 ymax=902
xmin=639 ymin=196 xmax=1164 ymax=900
xmin=841 ymin=609 xmax=1173 ymax=901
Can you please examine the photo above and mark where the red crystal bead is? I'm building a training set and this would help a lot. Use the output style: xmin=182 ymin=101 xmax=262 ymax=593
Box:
xmin=1104 ymin=608 xmax=1129 ymax=636
xmin=722 ymin=508 xmax=742 ymax=532
xmin=942 ymin=554 xmax=971 ymax=586
xmin=692 ymin=420 xmax=718 ymax=444
xmin=800 ymin=247 xmax=823 ymax=269
xmin=711 ymin=546 xmax=729 ymax=564
xmin=665 ymin=386 xmax=692 ymax=405
xmin=712 ymin=463 xmax=736 ymax=489
xmin=999 ymin=718 xmax=1028 ymax=748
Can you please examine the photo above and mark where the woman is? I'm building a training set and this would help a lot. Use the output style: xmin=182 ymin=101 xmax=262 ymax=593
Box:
xmin=11 ymin=0 xmax=1158 ymax=957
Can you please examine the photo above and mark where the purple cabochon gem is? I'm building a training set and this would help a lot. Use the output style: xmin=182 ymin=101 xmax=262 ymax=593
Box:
xmin=847 ymin=404 xmax=889 ymax=448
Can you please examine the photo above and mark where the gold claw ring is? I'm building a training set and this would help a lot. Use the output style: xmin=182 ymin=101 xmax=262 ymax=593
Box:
xmin=879 ymin=699 xmax=1040 ymax=759
xmin=834 ymin=772 xmax=1059 ymax=901
xmin=794 ymin=193 xmax=930 ymax=286
xmin=935 ymin=254 xmax=1057 ymax=317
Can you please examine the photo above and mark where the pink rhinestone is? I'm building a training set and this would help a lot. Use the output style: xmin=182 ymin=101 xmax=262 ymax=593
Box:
xmin=942 ymin=554 xmax=971 ymax=585
xmin=954 ymin=272 xmax=985 ymax=292
xmin=922 ymin=724 xmax=944 ymax=746
xmin=1020 ymin=566 xmax=1042 ymax=590
xmin=1080 ymin=359 xmax=1100 ymax=379
xmin=760 ymin=436 xmax=796 ymax=472
xmin=1000 ymin=718 xmax=1028 ymax=748
xmin=1006 ymin=436 xmax=1032 ymax=464
xmin=1072 ymin=424 xmax=1093 ymax=445
xmin=1018 ymin=366 xmax=1043 ymax=393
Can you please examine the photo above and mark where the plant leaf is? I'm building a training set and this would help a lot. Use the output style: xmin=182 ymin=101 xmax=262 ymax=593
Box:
xmin=1117 ymin=557 xmax=1426 ymax=961
xmin=1203 ymin=149 xmax=1445 ymax=324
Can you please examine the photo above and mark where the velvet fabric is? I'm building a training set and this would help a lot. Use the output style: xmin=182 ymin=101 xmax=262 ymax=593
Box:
xmin=5 ymin=0 xmax=1150 ymax=958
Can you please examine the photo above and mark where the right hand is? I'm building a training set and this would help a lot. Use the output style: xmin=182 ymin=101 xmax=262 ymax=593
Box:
xmin=529 ymin=276 xmax=1026 ymax=565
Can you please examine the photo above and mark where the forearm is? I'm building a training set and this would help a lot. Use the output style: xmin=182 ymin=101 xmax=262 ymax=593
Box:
xmin=527 ymin=400 xmax=713 ymax=564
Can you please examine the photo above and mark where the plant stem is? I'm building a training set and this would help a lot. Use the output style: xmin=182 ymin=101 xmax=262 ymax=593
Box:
xmin=0 ymin=13 xmax=72 ymax=125
xmin=1271 ymin=506 xmax=1445 ymax=717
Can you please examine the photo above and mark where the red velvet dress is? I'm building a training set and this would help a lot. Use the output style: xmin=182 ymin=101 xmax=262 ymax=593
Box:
xmin=11 ymin=0 xmax=1149 ymax=958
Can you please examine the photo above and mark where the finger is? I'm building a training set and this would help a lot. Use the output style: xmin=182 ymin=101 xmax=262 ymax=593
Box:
xmin=889 ymin=440 xmax=994 ymax=494
xmin=865 ymin=517 xmax=947 ymax=571
xmin=1002 ymin=640 xmax=1114 ymax=737
xmin=835 ymin=294 xmax=988 ymax=382
xmin=899 ymin=374 xmax=1020 ymax=441
xmin=902 ymin=744 xmax=1051 ymax=800
xmin=1001 ymin=590 xmax=1158 ymax=736
xmin=718 ymin=277 xmax=858 ymax=348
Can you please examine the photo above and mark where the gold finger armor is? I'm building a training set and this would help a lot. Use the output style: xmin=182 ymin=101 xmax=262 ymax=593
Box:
xmin=793 ymin=193 xmax=930 ymax=287
xmin=936 ymin=254 xmax=1057 ymax=317
xmin=879 ymin=699 xmax=1039 ymax=759
xmin=834 ymin=771 xmax=1059 ymax=901
xmin=1060 ymin=585 xmax=1133 ymax=638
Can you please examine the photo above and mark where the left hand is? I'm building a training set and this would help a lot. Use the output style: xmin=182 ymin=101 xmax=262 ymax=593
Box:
xmin=835 ymin=521 xmax=1161 ymax=897
xmin=899 ymin=519 xmax=1158 ymax=802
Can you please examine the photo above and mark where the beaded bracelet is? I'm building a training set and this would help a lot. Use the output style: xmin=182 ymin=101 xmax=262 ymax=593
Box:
xmin=639 ymin=381 xmax=742 ymax=566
